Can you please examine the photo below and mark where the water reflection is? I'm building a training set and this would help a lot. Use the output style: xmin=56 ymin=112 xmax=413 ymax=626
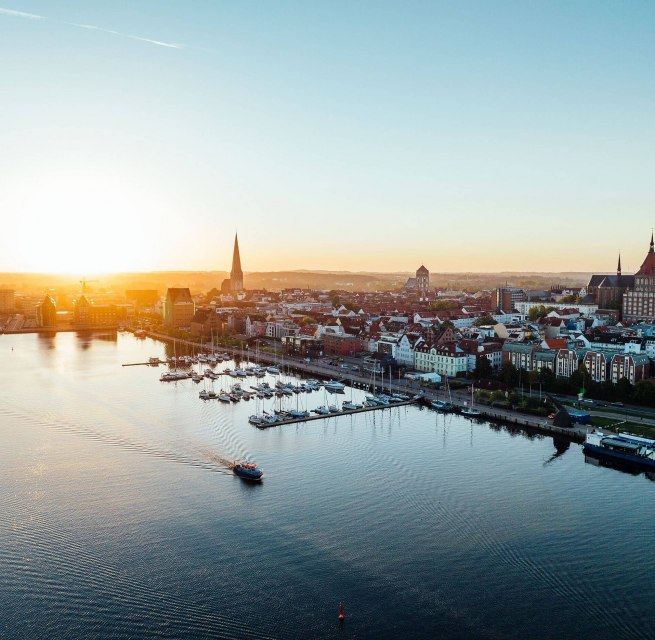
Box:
xmin=543 ymin=436 xmax=570 ymax=467
xmin=75 ymin=330 xmax=117 ymax=349
xmin=584 ymin=452 xmax=655 ymax=481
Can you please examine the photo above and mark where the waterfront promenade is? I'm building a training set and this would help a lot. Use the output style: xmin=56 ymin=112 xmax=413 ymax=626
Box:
xmin=138 ymin=329 xmax=591 ymax=441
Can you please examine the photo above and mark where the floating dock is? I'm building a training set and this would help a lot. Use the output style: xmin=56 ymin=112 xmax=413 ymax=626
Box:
xmin=255 ymin=399 xmax=417 ymax=428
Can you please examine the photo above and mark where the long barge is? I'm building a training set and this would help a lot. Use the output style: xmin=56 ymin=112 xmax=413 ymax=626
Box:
xmin=583 ymin=431 xmax=655 ymax=470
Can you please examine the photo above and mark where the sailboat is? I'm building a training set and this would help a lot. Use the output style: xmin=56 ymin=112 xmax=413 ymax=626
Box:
xmin=460 ymin=384 xmax=482 ymax=417
xmin=431 ymin=376 xmax=454 ymax=412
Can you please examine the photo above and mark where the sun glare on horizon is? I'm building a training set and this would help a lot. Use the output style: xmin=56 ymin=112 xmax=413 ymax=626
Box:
xmin=12 ymin=173 xmax=158 ymax=274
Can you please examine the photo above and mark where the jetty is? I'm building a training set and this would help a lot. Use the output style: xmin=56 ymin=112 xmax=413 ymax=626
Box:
xmin=254 ymin=398 xmax=417 ymax=428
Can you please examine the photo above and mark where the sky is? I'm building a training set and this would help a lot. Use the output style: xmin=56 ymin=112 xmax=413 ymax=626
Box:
xmin=1 ymin=1 xmax=654 ymax=275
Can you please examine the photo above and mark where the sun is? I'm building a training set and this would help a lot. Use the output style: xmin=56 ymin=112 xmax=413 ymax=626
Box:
xmin=12 ymin=172 xmax=156 ymax=274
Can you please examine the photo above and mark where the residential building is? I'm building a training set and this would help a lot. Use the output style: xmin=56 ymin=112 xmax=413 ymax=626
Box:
xmin=163 ymin=288 xmax=195 ymax=328
xmin=555 ymin=349 xmax=579 ymax=379
xmin=609 ymin=353 xmax=650 ymax=385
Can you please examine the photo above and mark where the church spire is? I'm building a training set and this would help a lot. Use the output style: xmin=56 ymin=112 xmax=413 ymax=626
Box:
xmin=230 ymin=233 xmax=244 ymax=292
xmin=651 ymin=230 xmax=654 ymax=253
xmin=617 ymin=253 xmax=621 ymax=276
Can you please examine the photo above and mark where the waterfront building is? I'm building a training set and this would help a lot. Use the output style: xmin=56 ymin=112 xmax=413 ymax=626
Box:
xmin=282 ymin=335 xmax=324 ymax=358
xmin=414 ymin=342 xmax=467 ymax=377
xmin=502 ymin=342 xmax=539 ymax=371
xmin=230 ymin=233 xmax=244 ymax=292
xmin=163 ymin=288 xmax=195 ymax=328
xmin=322 ymin=332 xmax=362 ymax=356
xmin=582 ymin=350 xmax=611 ymax=383
xmin=36 ymin=294 xmax=57 ymax=327
xmin=73 ymin=295 xmax=118 ymax=327
xmin=609 ymin=352 xmax=650 ymax=385
xmin=623 ymin=234 xmax=655 ymax=323
xmin=395 ymin=333 xmax=423 ymax=367
xmin=0 ymin=289 xmax=15 ymax=312
xmin=555 ymin=349 xmax=579 ymax=379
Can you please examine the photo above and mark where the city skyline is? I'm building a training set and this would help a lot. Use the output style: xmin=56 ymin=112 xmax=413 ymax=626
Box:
xmin=2 ymin=1 xmax=654 ymax=274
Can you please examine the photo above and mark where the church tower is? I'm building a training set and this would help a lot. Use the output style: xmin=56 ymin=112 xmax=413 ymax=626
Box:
xmin=230 ymin=233 xmax=244 ymax=292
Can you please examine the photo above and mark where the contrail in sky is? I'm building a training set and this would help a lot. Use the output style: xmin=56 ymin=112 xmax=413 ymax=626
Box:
xmin=0 ymin=5 xmax=187 ymax=49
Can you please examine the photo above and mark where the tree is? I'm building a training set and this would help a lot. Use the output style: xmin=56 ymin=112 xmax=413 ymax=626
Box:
xmin=474 ymin=355 xmax=493 ymax=379
xmin=634 ymin=380 xmax=655 ymax=407
xmin=527 ymin=305 xmax=557 ymax=321
xmin=428 ymin=300 xmax=460 ymax=312
xmin=538 ymin=366 xmax=556 ymax=390
xmin=616 ymin=377 xmax=634 ymax=400
xmin=473 ymin=314 xmax=495 ymax=327
xmin=329 ymin=290 xmax=340 ymax=307
xmin=440 ymin=320 xmax=455 ymax=330
xmin=498 ymin=362 xmax=519 ymax=386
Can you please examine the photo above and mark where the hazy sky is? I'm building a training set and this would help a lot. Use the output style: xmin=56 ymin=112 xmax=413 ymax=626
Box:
xmin=1 ymin=1 xmax=654 ymax=274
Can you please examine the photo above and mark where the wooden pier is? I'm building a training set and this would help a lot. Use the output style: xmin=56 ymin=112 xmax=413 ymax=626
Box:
xmin=255 ymin=399 xmax=417 ymax=428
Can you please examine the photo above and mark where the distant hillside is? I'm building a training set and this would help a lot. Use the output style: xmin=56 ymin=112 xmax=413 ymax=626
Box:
xmin=1 ymin=270 xmax=592 ymax=296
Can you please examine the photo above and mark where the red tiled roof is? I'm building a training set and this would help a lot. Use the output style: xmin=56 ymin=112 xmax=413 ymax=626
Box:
xmin=545 ymin=338 xmax=568 ymax=350
xmin=637 ymin=236 xmax=655 ymax=276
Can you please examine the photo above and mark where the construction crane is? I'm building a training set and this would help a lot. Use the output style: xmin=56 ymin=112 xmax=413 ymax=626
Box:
xmin=79 ymin=277 xmax=98 ymax=295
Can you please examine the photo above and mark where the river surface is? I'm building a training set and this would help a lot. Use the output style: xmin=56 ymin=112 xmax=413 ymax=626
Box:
xmin=1 ymin=332 xmax=653 ymax=639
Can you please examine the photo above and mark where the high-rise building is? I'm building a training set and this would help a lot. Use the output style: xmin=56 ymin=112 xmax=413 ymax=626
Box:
xmin=495 ymin=287 xmax=527 ymax=311
xmin=623 ymin=233 xmax=655 ymax=323
xmin=230 ymin=233 xmax=244 ymax=292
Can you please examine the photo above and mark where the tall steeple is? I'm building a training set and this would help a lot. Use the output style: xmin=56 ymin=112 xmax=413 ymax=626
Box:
xmin=230 ymin=233 xmax=244 ymax=292
xmin=617 ymin=253 xmax=622 ymax=277
xmin=650 ymin=230 xmax=654 ymax=253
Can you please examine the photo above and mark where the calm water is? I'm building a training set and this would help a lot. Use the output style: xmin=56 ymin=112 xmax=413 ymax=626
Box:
xmin=1 ymin=332 xmax=653 ymax=640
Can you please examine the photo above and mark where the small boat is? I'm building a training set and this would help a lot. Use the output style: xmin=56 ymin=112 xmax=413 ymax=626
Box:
xmin=461 ymin=384 xmax=482 ymax=418
xmin=328 ymin=405 xmax=339 ymax=413
xmin=338 ymin=601 xmax=345 ymax=622
xmin=342 ymin=401 xmax=362 ymax=411
xmin=313 ymin=406 xmax=330 ymax=415
xmin=431 ymin=400 xmax=454 ymax=412
xmin=289 ymin=410 xmax=310 ymax=419
xmin=232 ymin=461 xmax=263 ymax=481
xmin=267 ymin=366 xmax=280 ymax=374
xmin=218 ymin=394 xmax=231 ymax=403
xmin=324 ymin=380 xmax=346 ymax=393
xmin=199 ymin=389 xmax=209 ymax=400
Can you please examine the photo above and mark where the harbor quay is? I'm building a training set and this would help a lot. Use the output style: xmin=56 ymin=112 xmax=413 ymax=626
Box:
xmin=136 ymin=329 xmax=589 ymax=441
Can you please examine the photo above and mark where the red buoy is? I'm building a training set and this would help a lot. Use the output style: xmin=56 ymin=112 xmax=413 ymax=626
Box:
xmin=338 ymin=601 xmax=345 ymax=622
